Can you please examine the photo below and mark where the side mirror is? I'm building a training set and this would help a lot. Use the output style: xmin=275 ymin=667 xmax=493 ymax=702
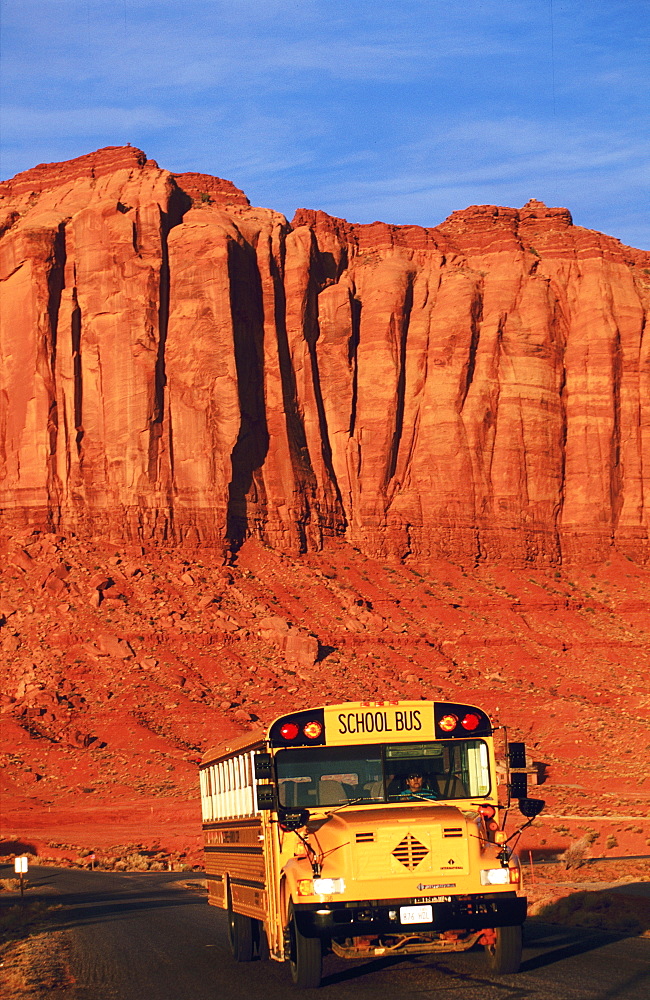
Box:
xmin=508 ymin=742 xmax=527 ymax=768
xmin=519 ymin=797 xmax=545 ymax=819
xmin=510 ymin=772 xmax=528 ymax=799
xmin=256 ymin=785 xmax=275 ymax=810
xmin=278 ymin=807 xmax=310 ymax=832
xmin=254 ymin=753 xmax=272 ymax=779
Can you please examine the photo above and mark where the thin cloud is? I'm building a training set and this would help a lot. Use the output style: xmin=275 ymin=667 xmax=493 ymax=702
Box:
xmin=1 ymin=0 xmax=647 ymax=248
xmin=1 ymin=106 xmax=180 ymax=140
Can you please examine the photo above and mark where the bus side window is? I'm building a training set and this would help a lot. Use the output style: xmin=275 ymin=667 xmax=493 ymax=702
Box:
xmin=217 ymin=762 xmax=225 ymax=819
xmin=244 ymin=753 xmax=255 ymax=815
xmin=205 ymin=764 xmax=217 ymax=820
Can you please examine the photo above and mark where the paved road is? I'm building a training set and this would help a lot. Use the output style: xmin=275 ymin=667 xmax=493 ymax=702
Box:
xmin=3 ymin=867 xmax=649 ymax=999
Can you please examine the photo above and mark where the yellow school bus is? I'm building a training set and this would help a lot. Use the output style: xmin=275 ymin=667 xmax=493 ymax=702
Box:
xmin=199 ymin=700 xmax=543 ymax=988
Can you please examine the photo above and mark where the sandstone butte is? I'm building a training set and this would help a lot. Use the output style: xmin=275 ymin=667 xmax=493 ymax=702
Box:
xmin=2 ymin=144 xmax=650 ymax=568
xmin=1 ymin=147 xmax=650 ymax=873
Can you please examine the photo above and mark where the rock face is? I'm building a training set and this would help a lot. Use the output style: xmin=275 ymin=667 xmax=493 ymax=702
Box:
xmin=1 ymin=146 xmax=649 ymax=565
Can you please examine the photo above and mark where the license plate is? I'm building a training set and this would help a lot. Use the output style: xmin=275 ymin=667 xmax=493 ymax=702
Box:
xmin=400 ymin=904 xmax=433 ymax=925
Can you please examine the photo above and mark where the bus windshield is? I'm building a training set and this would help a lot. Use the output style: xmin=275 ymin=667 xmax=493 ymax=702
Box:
xmin=275 ymin=740 xmax=491 ymax=808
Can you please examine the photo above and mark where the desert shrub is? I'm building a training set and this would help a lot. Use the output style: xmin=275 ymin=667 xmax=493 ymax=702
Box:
xmin=123 ymin=853 xmax=150 ymax=871
xmin=0 ymin=879 xmax=21 ymax=892
xmin=562 ymin=833 xmax=598 ymax=869
xmin=0 ymin=901 xmax=54 ymax=942
xmin=536 ymin=891 xmax=648 ymax=936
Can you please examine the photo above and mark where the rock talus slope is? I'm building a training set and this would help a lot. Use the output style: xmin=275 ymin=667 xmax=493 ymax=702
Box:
xmin=2 ymin=146 xmax=650 ymax=565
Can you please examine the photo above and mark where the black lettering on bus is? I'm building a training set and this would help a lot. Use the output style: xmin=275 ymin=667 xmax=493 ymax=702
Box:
xmin=338 ymin=713 xmax=348 ymax=734
xmin=395 ymin=710 xmax=421 ymax=732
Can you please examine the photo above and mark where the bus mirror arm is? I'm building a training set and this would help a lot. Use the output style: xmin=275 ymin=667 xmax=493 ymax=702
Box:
xmin=286 ymin=822 xmax=321 ymax=877
xmin=497 ymin=798 xmax=546 ymax=861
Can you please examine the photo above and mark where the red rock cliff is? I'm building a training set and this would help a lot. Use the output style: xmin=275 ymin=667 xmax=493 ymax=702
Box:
xmin=1 ymin=147 xmax=649 ymax=564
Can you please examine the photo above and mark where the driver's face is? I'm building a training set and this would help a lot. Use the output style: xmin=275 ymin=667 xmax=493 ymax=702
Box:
xmin=406 ymin=774 xmax=423 ymax=791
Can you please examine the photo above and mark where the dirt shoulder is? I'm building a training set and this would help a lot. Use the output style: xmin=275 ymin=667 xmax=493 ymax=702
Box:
xmin=0 ymin=894 xmax=73 ymax=999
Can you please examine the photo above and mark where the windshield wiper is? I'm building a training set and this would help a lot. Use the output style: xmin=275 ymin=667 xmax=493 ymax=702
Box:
xmin=324 ymin=796 xmax=382 ymax=814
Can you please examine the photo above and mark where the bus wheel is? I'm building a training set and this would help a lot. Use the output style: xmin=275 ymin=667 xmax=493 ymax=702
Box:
xmin=255 ymin=919 xmax=269 ymax=960
xmin=484 ymin=925 xmax=522 ymax=974
xmin=288 ymin=904 xmax=322 ymax=988
xmin=227 ymin=905 xmax=254 ymax=963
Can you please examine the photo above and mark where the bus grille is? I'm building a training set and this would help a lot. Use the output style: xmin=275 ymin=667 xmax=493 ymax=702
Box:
xmin=392 ymin=834 xmax=429 ymax=870
xmin=443 ymin=827 xmax=464 ymax=838
xmin=355 ymin=832 xmax=375 ymax=843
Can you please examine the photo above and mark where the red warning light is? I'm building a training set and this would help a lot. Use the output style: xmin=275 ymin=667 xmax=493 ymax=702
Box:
xmin=478 ymin=805 xmax=496 ymax=819
xmin=280 ymin=722 xmax=300 ymax=740
xmin=460 ymin=712 xmax=481 ymax=731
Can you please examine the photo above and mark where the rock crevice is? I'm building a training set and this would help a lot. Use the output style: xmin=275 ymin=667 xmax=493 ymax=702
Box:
xmin=2 ymin=146 xmax=650 ymax=565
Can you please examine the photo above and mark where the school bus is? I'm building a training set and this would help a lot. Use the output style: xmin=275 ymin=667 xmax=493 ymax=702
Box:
xmin=199 ymin=700 xmax=543 ymax=988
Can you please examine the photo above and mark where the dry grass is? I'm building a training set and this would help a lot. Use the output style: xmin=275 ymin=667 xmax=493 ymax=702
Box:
xmin=531 ymin=889 xmax=650 ymax=936
xmin=560 ymin=832 xmax=600 ymax=869
xmin=0 ymin=879 xmax=22 ymax=893
xmin=0 ymin=897 xmax=72 ymax=999
xmin=0 ymin=930 xmax=73 ymax=999
xmin=0 ymin=901 xmax=55 ymax=942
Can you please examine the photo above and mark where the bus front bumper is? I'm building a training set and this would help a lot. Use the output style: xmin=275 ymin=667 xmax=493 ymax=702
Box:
xmin=293 ymin=892 xmax=526 ymax=939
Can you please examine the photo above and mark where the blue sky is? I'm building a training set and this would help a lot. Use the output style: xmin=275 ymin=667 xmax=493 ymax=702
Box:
xmin=1 ymin=1 xmax=648 ymax=248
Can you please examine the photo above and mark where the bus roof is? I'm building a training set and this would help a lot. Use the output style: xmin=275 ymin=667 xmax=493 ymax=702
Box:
xmin=201 ymin=700 xmax=492 ymax=763
xmin=201 ymin=727 xmax=266 ymax=766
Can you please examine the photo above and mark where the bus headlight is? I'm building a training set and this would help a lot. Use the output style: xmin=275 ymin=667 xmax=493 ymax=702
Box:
xmin=312 ymin=877 xmax=346 ymax=895
xmin=480 ymin=868 xmax=510 ymax=885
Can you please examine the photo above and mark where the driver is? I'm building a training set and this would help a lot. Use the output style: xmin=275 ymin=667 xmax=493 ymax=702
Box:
xmin=401 ymin=770 xmax=438 ymax=800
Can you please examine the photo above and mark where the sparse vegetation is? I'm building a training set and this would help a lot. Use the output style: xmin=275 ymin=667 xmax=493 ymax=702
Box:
xmin=562 ymin=831 xmax=600 ymax=869
xmin=533 ymin=889 xmax=649 ymax=936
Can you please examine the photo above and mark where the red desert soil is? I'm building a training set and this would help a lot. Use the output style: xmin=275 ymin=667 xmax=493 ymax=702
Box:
xmin=1 ymin=146 xmax=649 ymax=871
xmin=1 ymin=532 xmax=649 ymax=867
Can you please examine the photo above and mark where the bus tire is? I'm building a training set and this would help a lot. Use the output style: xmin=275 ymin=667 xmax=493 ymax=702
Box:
xmin=288 ymin=903 xmax=322 ymax=988
xmin=255 ymin=919 xmax=269 ymax=960
xmin=227 ymin=905 xmax=255 ymax=963
xmin=484 ymin=925 xmax=522 ymax=974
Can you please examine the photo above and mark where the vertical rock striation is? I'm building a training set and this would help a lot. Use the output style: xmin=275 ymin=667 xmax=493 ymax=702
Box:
xmin=1 ymin=149 xmax=649 ymax=564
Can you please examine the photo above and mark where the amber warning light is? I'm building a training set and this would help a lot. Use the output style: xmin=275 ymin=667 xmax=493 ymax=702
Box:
xmin=434 ymin=703 xmax=491 ymax=737
xmin=271 ymin=709 xmax=327 ymax=746
xmin=279 ymin=720 xmax=322 ymax=740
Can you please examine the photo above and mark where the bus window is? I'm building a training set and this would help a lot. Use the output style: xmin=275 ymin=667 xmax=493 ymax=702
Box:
xmin=386 ymin=741 xmax=489 ymax=799
xmin=276 ymin=747 xmax=384 ymax=807
xmin=275 ymin=740 xmax=490 ymax=808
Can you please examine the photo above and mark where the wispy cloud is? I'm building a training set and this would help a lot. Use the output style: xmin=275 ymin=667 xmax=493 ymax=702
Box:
xmin=1 ymin=0 xmax=648 ymax=248
xmin=1 ymin=105 xmax=180 ymax=139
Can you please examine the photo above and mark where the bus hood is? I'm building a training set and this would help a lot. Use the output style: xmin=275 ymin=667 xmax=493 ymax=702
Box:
xmin=308 ymin=804 xmax=476 ymax=879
